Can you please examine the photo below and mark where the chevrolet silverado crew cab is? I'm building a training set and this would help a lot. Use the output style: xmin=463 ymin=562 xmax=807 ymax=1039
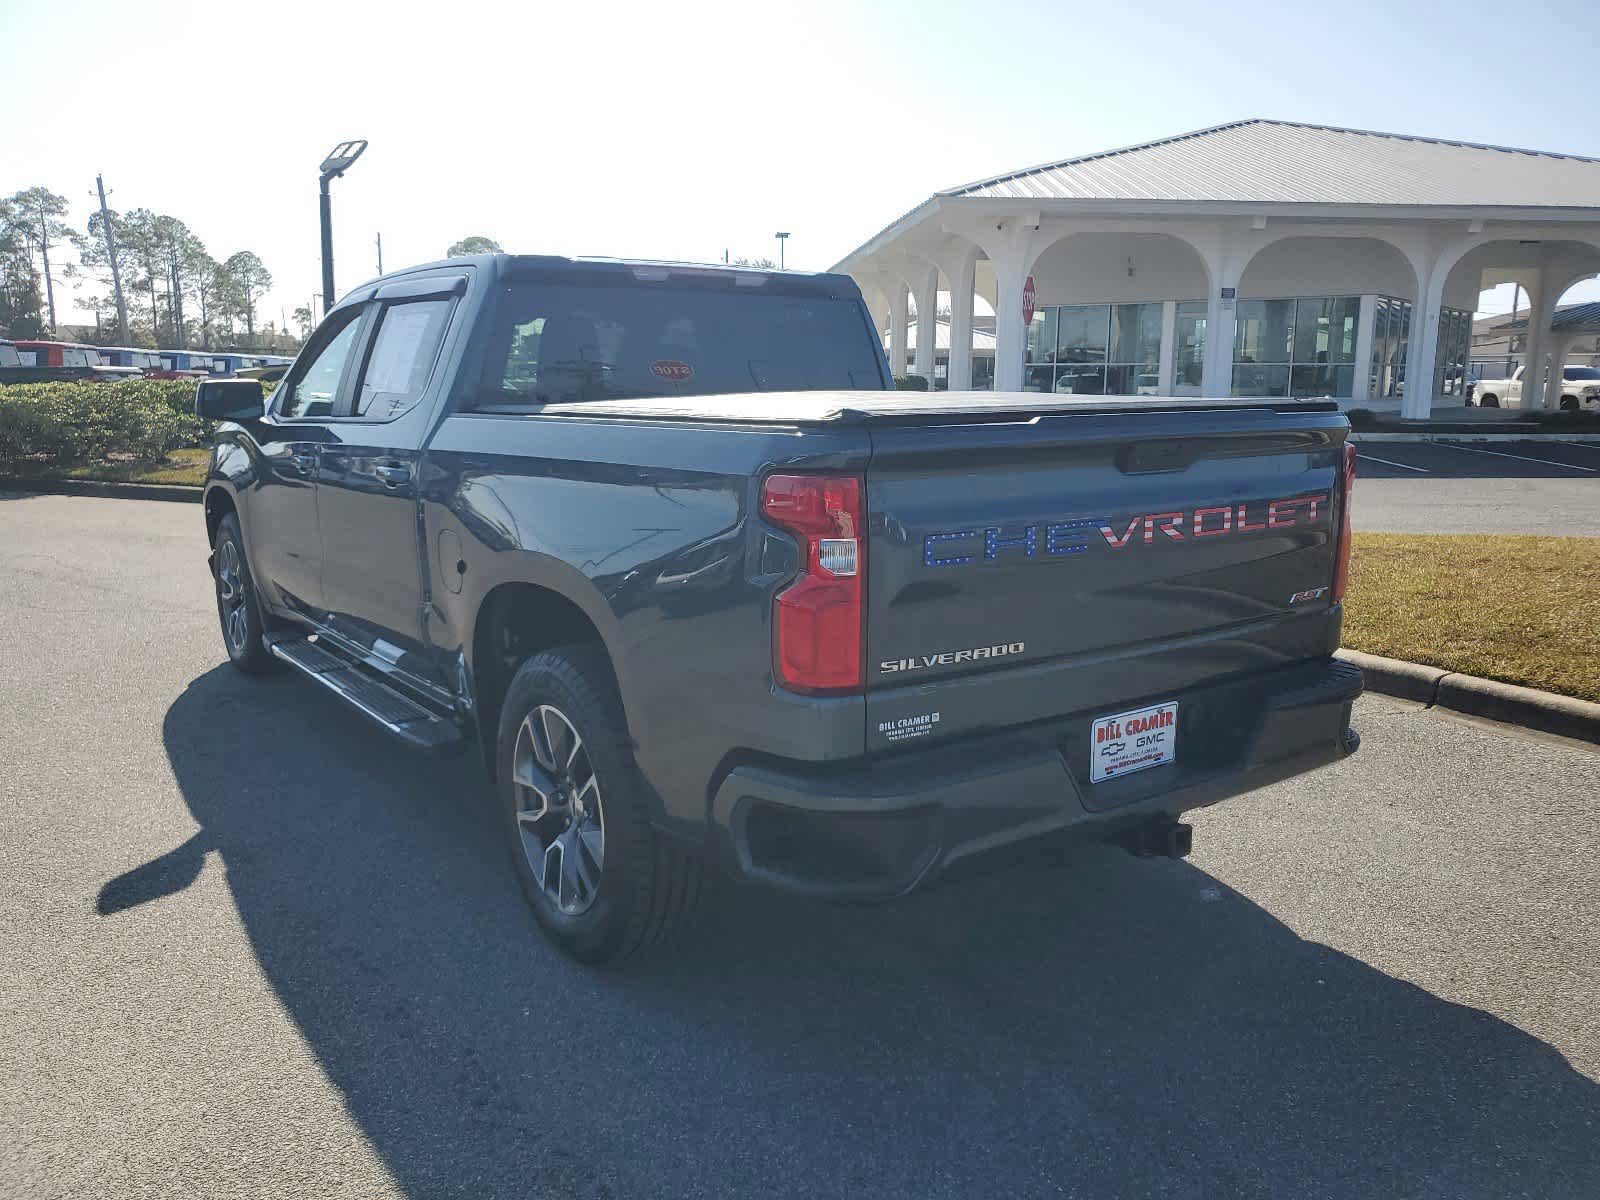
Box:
xmin=1472 ymin=362 xmax=1600 ymax=409
xmin=196 ymin=254 xmax=1362 ymax=962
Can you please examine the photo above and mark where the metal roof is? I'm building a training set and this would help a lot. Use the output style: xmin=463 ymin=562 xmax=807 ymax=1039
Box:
xmin=944 ymin=119 xmax=1600 ymax=208
xmin=1495 ymin=300 xmax=1600 ymax=333
xmin=903 ymin=318 xmax=998 ymax=352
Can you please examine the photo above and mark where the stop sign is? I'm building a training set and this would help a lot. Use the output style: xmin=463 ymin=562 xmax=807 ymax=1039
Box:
xmin=1022 ymin=275 xmax=1036 ymax=326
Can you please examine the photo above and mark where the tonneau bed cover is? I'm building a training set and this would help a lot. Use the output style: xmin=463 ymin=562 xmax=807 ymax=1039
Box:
xmin=540 ymin=391 xmax=1341 ymax=426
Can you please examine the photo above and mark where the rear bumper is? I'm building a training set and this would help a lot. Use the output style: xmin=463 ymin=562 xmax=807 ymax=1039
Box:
xmin=711 ymin=657 xmax=1362 ymax=899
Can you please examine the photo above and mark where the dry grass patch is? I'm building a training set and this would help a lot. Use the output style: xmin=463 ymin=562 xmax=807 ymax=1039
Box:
xmin=1343 ymin=533 xmax=1600 ymax=703
xmin=4 ymin=447 xmax=208 ymax=487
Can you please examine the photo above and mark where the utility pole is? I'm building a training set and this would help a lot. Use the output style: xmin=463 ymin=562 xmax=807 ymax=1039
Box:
xmin=376 ymin=232 xmax=384 ymax=275
xmin=774 ymin=231 xmax=790 ymax=271
xmin=96 ymin=174 xmax=130 ymax=345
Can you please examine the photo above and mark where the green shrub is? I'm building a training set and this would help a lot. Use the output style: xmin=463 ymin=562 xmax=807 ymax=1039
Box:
xmin=893 ymin=374 xmax=930 ymax=391
xmin=0 ymin=380 xmax=209 ymax=470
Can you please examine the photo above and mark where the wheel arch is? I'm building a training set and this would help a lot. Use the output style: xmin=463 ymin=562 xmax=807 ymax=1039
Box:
xmin=469 ymin=580 xmax=626 ymax=780
xmin=203 ymin=484 xmax=238 ymax=545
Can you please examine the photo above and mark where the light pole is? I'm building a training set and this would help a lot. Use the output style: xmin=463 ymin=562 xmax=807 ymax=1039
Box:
xmin=318 ymin=140 xmax=368 ymax=314
xmin=774 ymin=231 xmax=790 ymax=271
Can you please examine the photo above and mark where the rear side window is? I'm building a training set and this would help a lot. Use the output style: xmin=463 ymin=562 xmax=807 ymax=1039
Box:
xmin=354 ymin=298 xmax=452 ymax=418
xmin=472 ymin=280 xmax=882 ymax=409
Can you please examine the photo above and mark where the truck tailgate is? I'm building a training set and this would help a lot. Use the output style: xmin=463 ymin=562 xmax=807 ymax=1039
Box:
xmin=864 ymin=405 xmax=1350 ymax=754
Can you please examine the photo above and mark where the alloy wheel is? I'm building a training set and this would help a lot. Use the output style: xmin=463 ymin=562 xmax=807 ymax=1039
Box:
xmin=512 ymin=704 xmax=606 ymax=915
xmin=217 ymin=539 xmax=249 ymax=652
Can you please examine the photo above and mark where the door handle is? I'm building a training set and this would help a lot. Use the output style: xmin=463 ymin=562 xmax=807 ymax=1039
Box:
xmin=374 ymin=463 xmax=411 ymax=488
xmin=288 ymin=453 xmax=317 ymax=475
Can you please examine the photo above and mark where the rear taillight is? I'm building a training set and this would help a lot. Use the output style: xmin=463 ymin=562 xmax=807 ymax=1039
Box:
xmin=760 ymin=474 xmax=864 ymax=693
xmin=1332 ymin=441 xmax=1356 ymax=603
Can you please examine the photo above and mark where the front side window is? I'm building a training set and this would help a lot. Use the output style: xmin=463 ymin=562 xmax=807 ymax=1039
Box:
xmin=355 ymin=299 xmax=452 ymax=417
xmin=474 ymin=280 xmax=882 ymax=408
xmin=281 ymin=314 xmax=362 ymax=418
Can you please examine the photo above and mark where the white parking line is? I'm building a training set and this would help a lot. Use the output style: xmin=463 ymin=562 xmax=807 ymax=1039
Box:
xmin=1560 ymin=440 xmax=1600 ymax=452
xmin=1434 ymin=443 xmax=1597 ymax=472
xmin=1356 ymin=453 xmax=1429 ymax=473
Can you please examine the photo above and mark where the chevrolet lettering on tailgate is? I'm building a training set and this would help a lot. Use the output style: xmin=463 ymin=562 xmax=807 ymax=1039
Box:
xmin=923 ymin=494 xmax=1329 ymax=567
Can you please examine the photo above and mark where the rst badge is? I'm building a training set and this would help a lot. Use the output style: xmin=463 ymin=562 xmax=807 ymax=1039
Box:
xmin=1288 ymin=586 xmax=1330 ymax=605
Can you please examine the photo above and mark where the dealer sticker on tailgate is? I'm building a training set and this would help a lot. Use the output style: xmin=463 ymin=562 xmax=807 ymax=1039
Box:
xmin=1090 ymin=701 xmax=1178 ymax=783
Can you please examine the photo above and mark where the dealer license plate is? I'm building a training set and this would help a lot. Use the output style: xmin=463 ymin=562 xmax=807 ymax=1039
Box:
xmin=1090 ymin=701 xmax=1178 ymax=783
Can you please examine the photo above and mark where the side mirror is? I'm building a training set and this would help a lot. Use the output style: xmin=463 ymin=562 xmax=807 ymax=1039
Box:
xmin=195 ymin=378 xmax=265 ymax=421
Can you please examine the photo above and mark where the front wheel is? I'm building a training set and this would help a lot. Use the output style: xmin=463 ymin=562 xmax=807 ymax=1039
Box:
xmin=497 ymin=644 xmax=707 ymax=963
xmin=213 ymin=513 xmax=276 ymax=674
xmin=1478 ymin=393 xmax=1500 ymax=408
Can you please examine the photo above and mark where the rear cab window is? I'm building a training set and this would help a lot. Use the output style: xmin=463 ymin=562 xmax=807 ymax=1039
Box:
xmin=471 ymin=272 xmax=884 ymax=410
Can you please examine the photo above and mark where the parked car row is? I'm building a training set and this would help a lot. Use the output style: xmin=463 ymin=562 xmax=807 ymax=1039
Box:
xmin=0 ymin=338 xmax=294 ymax=385
xmin=1467 ymin=363 xmax=1600 ymax=409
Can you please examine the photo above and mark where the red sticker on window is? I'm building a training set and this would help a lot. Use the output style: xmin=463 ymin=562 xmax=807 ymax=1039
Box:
xmin=650 ymin=359 xmax=694 ymax=381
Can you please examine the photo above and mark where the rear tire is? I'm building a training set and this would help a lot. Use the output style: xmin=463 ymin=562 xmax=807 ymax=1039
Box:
xmin=1479 ymin=393 xmax=1499 ymax=408
xmin=497 ymin=644 xmax=708 ymax=963
xmin=1560 ymin=395 xmax=1578 ymax=412
xmin=213 ymin=514 xmax=276 ymax=675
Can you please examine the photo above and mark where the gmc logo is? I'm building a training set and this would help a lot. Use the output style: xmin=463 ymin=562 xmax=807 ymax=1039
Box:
xmin=923 ymin=494 xmax=1328 ymax=567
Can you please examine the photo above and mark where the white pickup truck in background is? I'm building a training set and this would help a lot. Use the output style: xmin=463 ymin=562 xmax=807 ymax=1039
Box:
xmin=1471 ymin=363 xmax=1600 ymax=409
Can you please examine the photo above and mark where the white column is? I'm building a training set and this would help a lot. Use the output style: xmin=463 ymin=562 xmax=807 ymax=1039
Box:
xmin=991 ymin=256 xmax=1028 ymax=392
xmin=1519 ymin=269 xmax=1549 ymax=410
xmin=1530 ymin=276 xmax=1563 ymax=409
xmin=972 ymin=220 xmax=1039 ymax=393
xmin=1401 ymin=263 xmax=1443 ymax=420
xmin=913 ymin=266 xmax=939 ymax=387
xmin=1199 ymin=286 xmax=1237 ymax=397
xmin=888 ymin=282 xmax=908 ymax=380
xmin=1350 ymin=294 xmax=1377 ymax=406
xmin=1197 ymin=234 xmax=1243 ymax=398
xmin=1157 ymin=301 xmax=1177 ymax=394
xmin=946 ymin=250 xmax=977 ymax=391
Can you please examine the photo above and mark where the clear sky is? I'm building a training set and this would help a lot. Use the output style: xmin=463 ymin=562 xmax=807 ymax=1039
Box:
xmin=6 ymin=0 xmax=1598 ymax=330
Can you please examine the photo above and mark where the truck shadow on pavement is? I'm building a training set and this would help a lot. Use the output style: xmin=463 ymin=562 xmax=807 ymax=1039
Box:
xmin=105 ymin=665 xmax=1600 ymax=1199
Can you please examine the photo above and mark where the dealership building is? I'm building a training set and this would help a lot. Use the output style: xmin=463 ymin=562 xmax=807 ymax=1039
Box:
xmin=832 ymin=119 xmax=1600 ymax=418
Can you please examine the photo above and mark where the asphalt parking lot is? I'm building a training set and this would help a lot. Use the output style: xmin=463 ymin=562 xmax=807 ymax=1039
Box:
xmin=1352 ymin=438 xmax=1600 ymax=535
xmin=3 ymin=492 xmax=1598 ymax=1200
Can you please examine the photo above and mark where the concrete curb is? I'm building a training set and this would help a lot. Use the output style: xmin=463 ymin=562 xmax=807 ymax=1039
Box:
xmin=1337 ymin=648 xmax=1600 ymax=747
xmin=0 ymin=477 xmax=202 ymax=504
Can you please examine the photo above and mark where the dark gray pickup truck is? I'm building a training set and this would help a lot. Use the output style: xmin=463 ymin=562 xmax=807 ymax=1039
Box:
xmin=196 ymin=253 xmax=1361 ymax=962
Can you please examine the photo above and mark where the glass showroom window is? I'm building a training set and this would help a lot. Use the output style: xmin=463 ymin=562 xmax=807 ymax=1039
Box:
xmin=1107 ymin=303 xmax=1162 ymax=394
xmin=1232 ymin=296 xmax=1359 ymax=398
xmin=1025 ymin=303 xmax=1160 ymax=394
xmin=1433 ymin=306 xmax=1471 ymax=398
xmin=1369 ymin=296 xmax=1411 ymax=399
xmin=1174 ymin=301 xmax=1207 ymax=391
